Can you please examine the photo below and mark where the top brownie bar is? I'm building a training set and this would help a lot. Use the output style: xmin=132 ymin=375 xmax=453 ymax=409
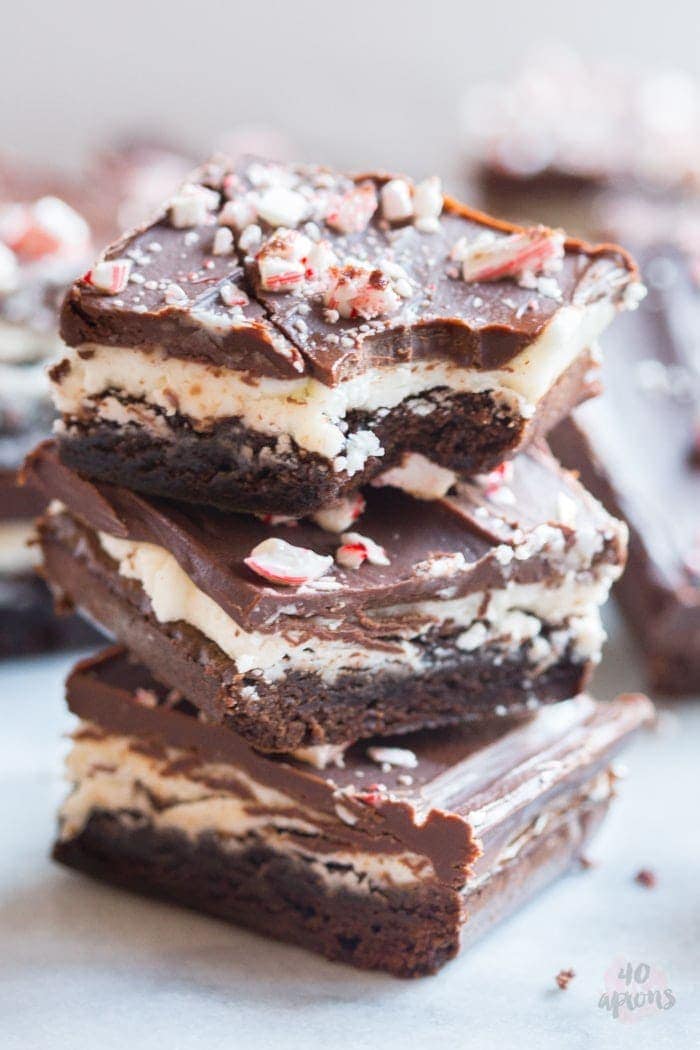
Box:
xmin=52 ymin=156 xmax=642 ymax=515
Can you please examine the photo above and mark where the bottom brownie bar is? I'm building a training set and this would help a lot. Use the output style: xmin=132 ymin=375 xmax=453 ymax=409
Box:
xmin=54 ymin=648 xmax=652 ymax=977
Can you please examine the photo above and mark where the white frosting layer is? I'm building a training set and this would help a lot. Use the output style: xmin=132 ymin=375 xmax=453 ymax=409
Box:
xmin=0 ymin=520 xmax=39 ymax=575
xmin=53 ymin=297 xmax=610 ymax=464
xmin=60 ymin=729 xmax=432 ymax=890
xmin=97 ymin=531 xmax=617 ymax=683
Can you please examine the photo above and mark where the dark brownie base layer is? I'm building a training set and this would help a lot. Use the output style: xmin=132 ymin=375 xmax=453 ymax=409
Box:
xmin=57 ymin=351 xmax=597 ymax=515
xmin=40 ymin=519 xmax=591 ymax=751
xmin=54 ymin=796 xmax=608 ymax=978
xmin=0 ymin=573 xmax=102 ymax=659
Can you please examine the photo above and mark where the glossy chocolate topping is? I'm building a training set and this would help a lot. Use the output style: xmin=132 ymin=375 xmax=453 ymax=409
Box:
xmin=24 ymin=440 xmax=625 ymax=631
xmin=60 ymin=158 xmax=638 ymax=384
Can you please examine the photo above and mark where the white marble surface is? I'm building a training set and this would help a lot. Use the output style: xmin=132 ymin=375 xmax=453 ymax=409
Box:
xmin=1 ymin=609 xmax=698 ymax=1050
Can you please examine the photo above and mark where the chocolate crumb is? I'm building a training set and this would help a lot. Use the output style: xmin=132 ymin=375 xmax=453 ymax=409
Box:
xmin=634 ymin=868 xmax=657 ymax=888
xmin=555 ymin=968 xmax=575 ymax=990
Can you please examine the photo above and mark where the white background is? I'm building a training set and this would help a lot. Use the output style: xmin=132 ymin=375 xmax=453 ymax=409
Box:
xmin=2 ymin=0 xmax=699 ymax=180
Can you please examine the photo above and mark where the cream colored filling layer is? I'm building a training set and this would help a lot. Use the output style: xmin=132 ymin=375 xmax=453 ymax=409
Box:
xmin=97 ymin=531 xmax=617 ymax=683
xmin=60 ymin=729 xmax=432 ymax=890
xmin=52 ymin=298 xmax=611 ymax=463
xmin=0 ymin=520 xmax=39 ymax=575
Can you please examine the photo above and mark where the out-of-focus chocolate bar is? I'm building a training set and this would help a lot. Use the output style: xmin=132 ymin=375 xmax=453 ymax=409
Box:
xmin=462 ymin=51 xmax=700 ymax=237
xmin=50 ymin=156 xmax=641 ymax=516
xmin=552 ymin=239 xmax=700 ymax=694
xmin=53 ymin=646 xmax=653 ymax=977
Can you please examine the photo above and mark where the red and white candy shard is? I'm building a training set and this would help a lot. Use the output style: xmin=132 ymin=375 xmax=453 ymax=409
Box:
xmin=325 ymin=182 xmax=378 ymax=234
xmin=373 ymin=452 xmax=456 ymax=500
xmin=451 ymin=226 xmax=565 ymax=283
xmin=85 ymin=258 xmax=132 ymax=295
xmin=336 ymin=531 xmax=390 ymax=569
xmin=256 ymin=228 xmax=312 ymax=291
xmin=480 ymin=461 xmax=515 ymax=497
xmin=322 ymin=263 xmax=401 ymax=320
xmin=260 ymin=513 xmax=298 ymax=526
xmin=245 ymin=538 xmax=333 ymax=586
xmin=220 ymin=281 xmax=249 ymax=307
xmin=312 ymin=493 xmax=366 ymax=533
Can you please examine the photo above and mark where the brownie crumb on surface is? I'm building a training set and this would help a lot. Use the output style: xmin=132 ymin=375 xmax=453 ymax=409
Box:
xmin=555 ymin=968 xmax=576 ymax=990
xmin=634 ymin=868 xmax=657 ymax=889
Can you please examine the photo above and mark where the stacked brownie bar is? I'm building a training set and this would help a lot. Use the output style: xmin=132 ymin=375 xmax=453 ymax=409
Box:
xmin=26 ymin=157 xmax=653 ymax=976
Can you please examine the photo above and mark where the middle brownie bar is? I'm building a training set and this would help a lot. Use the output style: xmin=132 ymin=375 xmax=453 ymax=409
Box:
xmin=26 ymin=440 xmax=626 ymax=754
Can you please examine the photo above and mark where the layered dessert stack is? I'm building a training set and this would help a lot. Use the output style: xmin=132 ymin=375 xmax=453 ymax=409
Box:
xmin=25 ymin=157 xmax=653 ymax=976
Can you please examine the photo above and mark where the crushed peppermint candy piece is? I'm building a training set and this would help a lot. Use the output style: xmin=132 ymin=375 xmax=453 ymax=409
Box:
xmin=260 ymin=513 xmax=298 ymax=526
xmin=244 ymin=538 xmax=332 ymax=586
xmin=325 ymin=182 xmax=378 ymax=234
xmin=0 ymin=242 xmax=19 ymax=293
xmin=413 ymin=176 xmax=443 ymax=233
xmin=367 ymin=746 xmax=418 ymax=769
xmin=335 ymin=540 xmax=368 ymax=569
xmin=238 ymin=223 xmax=262 ymax=254
xmin=219 ymin=195 xmax=258 ymax=231
xmin=451 ymin=226 xmax=565 ymax=283
xmin=305 ymin=239 xmax=337 ymax=282
xmin=312 ymin=493 xmax=366 ymax=533
xmin=323 ymin=263 xmax=401 ymax=320
xmin=373 ymin=452 xmax=456 ymax=500
xmin=256 ymin=186 xmax=308 ymax=228
xmin=84 ymin=258 xmax=132 ymax=295
xmin=256 ymin=228 xmax=312 ymax=291
xmin=169 ymin=184 xmax=219 ymax=228
xmin=479 ymin=461 xmax=514 ymax=497
xmin=336 ymin=531 xmax=390 ymax=568
xmin=380 ymin=178 xmax=414 ymax=223
xmin=164 ymin=282 xmax=187 ymax=304
xmin=212 ymin=227 xmax=234 ymax=255
xmin=220 ymin=282 xmax=249 ymax=307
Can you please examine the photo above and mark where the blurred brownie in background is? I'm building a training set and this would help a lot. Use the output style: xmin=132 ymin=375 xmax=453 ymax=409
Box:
xmin=462 ymin=48 xmax=700 ymax=237
xmin=552 ymin=220 xmax=700 ymax=695
xmin=0 ymin=159 xmax=102 ymax=656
